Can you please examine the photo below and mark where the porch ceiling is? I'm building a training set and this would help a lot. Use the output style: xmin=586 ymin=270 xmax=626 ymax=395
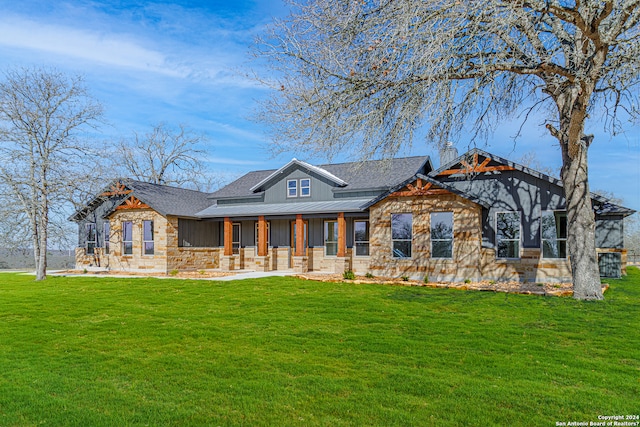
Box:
xmin=195 ymin=199 xmax=371 ymax=218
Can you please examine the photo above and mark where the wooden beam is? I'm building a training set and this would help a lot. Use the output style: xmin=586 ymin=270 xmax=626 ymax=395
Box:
xmin=223 ymin=217 xmax=233 ymax=256
xmin=295 ymin=214 xmax=305 ymax=257
xmin=100 ymin=182 xmax=132 ymax=197
xmin=115 ymin=196 xmax=150 ymax=210
xmin=258 ymin=216 xmax=268 ymax=257
xmin=337 ymin=212 xmax=346 ymax=258
xmin=438 ymin=154 xmax=516 ymax=176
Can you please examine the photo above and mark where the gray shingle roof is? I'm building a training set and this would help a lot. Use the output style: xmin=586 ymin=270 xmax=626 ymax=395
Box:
xmin=208 ymin=156 xmax=432 ymax=200
xmin=121 ymin=179 xmax=213 ymax=217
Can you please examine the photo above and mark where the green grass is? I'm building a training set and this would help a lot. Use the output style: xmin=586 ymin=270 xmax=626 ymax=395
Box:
xmin=0 ymin=270 xmax=638 ymax=426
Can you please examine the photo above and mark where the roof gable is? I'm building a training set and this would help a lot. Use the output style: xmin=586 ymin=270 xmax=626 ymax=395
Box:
xmin=249 ymin=158 xmax=347 ymax=193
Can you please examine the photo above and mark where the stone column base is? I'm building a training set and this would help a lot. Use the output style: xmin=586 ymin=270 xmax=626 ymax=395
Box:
xmin=254 ymin=255 xmax=271 ymax=272
xmin=220 ymin=255 xmax=237 ymax=271
xmin=293 ymin=256 xmax=309 ymax=273
xmin=334 ymin=257 xmax=350 ymax=274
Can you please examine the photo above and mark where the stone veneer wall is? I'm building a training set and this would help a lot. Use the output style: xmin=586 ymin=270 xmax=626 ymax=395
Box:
xmin=368 ymin=193 xmax=483 ymax=281
xmin=106 ymin=209 xmax=169 ymax=272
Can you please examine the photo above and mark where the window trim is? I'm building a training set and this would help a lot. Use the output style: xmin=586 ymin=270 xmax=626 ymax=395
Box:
xmin=122 ymin=221 xmax=133 ymax=256
xmin=541 ymin=210 xmax=568 ymax=259
xmin=86 ymin=223 xmax=97 ymax=255
xmin=324 ymin=220 xmax=338 ymax=257
xmin=430 ymin=211 xmax=454 ymax=259
xmin=143 ymin=220 xmax=154 ymax=256
xmin=354 ymin=219 xmax=370 ymax=257
xmin=286 ymin=179 xmax=298 ymax=198
xmin=391 ymin=213 xmax=413 ymax=259
xmin=495 ymin=211 xmax=521 ymax=259
xmin=104 ymin=222 xmax=110 ymax=255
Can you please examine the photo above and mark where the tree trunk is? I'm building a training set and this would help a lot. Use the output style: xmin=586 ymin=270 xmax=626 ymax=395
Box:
xmin=560 ymin=136 xmax=602 ymax=299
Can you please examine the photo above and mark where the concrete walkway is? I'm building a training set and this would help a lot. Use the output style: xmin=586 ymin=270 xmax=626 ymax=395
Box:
xmin=213 ymin=270 xmax=298 ymax=281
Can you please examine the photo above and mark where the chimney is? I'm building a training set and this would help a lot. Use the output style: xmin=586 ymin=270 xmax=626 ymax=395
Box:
xmin=439 ymin=141 xmax=458 ymax=166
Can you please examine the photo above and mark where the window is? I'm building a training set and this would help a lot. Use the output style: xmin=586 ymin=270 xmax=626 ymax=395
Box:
xmin=324 ymin=220 xmax=338 ymax=256
xmin=254 ymin=221 xmax=271 ymax=247
xmin=391 ymin=213 xmax=412 ymax=258
xmin=143 ymin=220 xmax=154 ymax=255
xmin=122 ymin=221 xmax=133 ymax=255
xmin=300 ymin=178 xmax=311 ymax=197
xmin=541 ymin=211 xmax=567 ymax=258
xmin=86 ymin=223 xmax=97 ymax=255
xmin=431 ymin=212 xmax=453 ymax=258
xmin=104 ymin=222 xmax=110 ymax=255
xmin=496 ymin=212 xmax=520 ymax=259
xmin=354 ymin=220 xmax=370 ymax=256
xmin=287 ymin=179 xmax=297 ymax=197
xmin=232 ymin=223 xmax=241 ymax=255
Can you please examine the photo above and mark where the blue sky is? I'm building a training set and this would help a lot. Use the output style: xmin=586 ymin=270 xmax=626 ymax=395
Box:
xmin=0 ymin=0 xmax=638 ymax=212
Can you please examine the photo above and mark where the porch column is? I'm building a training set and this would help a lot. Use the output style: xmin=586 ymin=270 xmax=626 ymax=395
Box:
xmin=223 ymin=217 xmax=233 ymax=256
xmin=295 ymin=214 xmax=304 ymax=257
xmin=337 ymin=212 xmax=346 ymax=257
xmin=293 ymin=214 xmax=308 ymax=273
xmin=255 ymin=215 xmax=270 ymax=272
xmin=221 ymin=217 xmax=236 ymax=271
xmin=335 ymin=212 xmax=350 ymax=274
xmin=257 ymin=216 xmax=268 ymax=256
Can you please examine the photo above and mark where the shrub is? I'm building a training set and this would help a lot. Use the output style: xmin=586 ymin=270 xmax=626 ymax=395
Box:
xmin=365 ymin=272 xmax=374 ymax=279
xmin=169 ymin=269 xmax=179 ymax=276
xmin=343 ymin=270 xmax=356 ymax=280
xmin=401 ymin=275 xmax=409 ymax=282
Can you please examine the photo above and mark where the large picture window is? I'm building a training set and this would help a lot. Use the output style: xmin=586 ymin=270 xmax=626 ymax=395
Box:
xmin=431 ymin=212 xmax=453 ymax=259
xmin=143 ymin=220 xmax=154 ymax=255
xmin=541 ymin=211 xmax=567 ymax=258
xmin=391 ymin=213 xmax=412 ymax=258
xmin=86 ymin=223 xmax=97 ymax=255
xmin=354 ymin=220 xmax=370 ymax=256
xmin=496 ymin=212 xmax=520 ymax=259
xmin=122 ymin=221 xmax=133 ymax=255
xmin=324 ymin=220 xmax=338 ymax=256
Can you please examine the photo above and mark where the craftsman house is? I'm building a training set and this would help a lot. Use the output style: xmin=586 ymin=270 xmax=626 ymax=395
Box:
xmin=71 ymin=148 xmax=634 ymax=281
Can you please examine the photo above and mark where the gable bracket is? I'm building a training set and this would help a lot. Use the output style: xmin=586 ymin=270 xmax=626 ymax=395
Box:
xmin=438 ymin=153 xmax=515 ymax=176
xmin=101 ymin=182 xmax=133 ymax=197
xmin=116 ymin=196 xmax=150 ymax=210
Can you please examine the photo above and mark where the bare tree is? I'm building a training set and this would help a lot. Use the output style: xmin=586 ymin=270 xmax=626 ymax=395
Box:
xmin=0 ymin=68 xmax=104 ymax=280
xmin=117 ymin=123 xmax=212 ymax=190
xmin=255 ymin=0 xmax=640 ymax=300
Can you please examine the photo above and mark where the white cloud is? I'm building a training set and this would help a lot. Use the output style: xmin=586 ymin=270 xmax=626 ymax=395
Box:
xmin=0 ymin=15 xmax=187 ymax=77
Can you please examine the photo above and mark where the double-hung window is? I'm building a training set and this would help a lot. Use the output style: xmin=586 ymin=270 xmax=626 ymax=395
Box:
xmin=431 ymin=212 xmax=453 ymax=259
xmin=300 ymin=178 xmax=311 ymax=197
xmin=496 ymin=212 xmax=520 ymax=259
xmin=354 ymin=220 xmax=370 ymax=256
xmin=287 ymin=180 xmax=297 ymax=197
xmin=324 ymin=220 xmax=338 ymax=256
xmin=541 ymin=211 xmax=567 ymax=258
xmin=143 ymin=220 xmax=154 ymax=255
xmin=86 ymin=223 xmax=97 ymax=255
xmin=122 ymin=221 xmax=133 ymax=255
xmin=391 ymin=213 xmax=412 ymax=258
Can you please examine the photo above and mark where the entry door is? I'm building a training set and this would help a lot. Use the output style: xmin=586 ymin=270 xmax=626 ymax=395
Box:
xmin=290 ymin=220 xmax=309 ymax=263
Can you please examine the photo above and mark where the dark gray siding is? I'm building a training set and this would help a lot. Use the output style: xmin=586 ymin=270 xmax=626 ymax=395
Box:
xmin=178 ymin=219 xmax=219 ymax=247
xmin=595 ymin=215 xmax=623 ymax=248
xmin=76 ymin=195 xmax=127 ymax=249
xmin=263 ymin=167 xmax=341 ymax=204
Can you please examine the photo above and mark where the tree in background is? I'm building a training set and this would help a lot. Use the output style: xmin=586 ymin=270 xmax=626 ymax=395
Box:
xmin=117 ymin=123 xmax=217 ymax=191
xmin=256 ymin=0 xmax=640 ymax=299
xmin=0 ymin=68 xmax=104 ymax=280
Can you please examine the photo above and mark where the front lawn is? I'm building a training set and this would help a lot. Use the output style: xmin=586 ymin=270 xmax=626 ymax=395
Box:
xmin=0 ymin=270 xmax=638 ymax=426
